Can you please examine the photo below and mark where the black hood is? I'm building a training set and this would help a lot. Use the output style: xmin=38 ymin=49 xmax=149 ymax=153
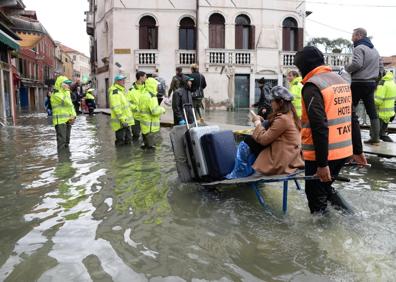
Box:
xmin=294 ymin=46 xmax=325 ymax=78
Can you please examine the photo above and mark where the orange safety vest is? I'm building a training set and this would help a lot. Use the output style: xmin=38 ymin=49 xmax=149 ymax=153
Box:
xmin=301 ymin=66 xmax=353 ymax=161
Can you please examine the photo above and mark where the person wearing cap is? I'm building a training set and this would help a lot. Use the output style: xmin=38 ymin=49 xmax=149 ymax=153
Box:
xmin=108 ymin=74 xmax=135 ymax=146
xmin=50 ymin=75 xmax=76 ymax=150
xmin=294 ymin=46 xmax=355 ymax=214
xmin=287 ymin=71 xmax=303 ymax=118
xmin=172 ymin=75 xmax=194 ymax=125
xmin=138 ymin=77 xmax=166 ymax=149
xmin=252 ymin=77 xmax=272 ymax=119
xmin=84 ymin=88 xmax=96 ymax=115
xmin=227 ymin=86 xmax=304 ymax=178
xmin=127 ymin=71 xmax=147 ymax=141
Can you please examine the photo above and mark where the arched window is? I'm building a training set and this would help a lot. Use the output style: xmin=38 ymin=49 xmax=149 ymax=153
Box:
xmin=235 ymin=14 xmax=255 ymax=49
xmin=179 ymin=17 xmax=196 ymax=50
xmin=139 ymin=16 xmax=158 ymax=49
xmin=282 ymin=17 xmax=302 ymax=51
xmin=209 ymin=13 xmax=225 ymax=48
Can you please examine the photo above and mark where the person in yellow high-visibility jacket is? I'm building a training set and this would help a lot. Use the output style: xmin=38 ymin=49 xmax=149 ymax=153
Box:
xmin=84 ymin=88 xmax=96 ymax=115
xmin=108 ymin=74 xmax=135 ymax=146
xmin=138 ymin=77 xmax=165 ymax=149
xmin=287 ymin=70 xmax=303 ymax=118
xmin=126 ymin=71 xmax=147 ymax=141
xmin=50 ymin=75 xmax=76 ymax=150
xmin=375 ymin=71 xmax=396 ymax=142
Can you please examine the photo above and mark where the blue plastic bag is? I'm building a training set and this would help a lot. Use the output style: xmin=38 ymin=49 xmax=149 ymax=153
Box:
xmin=225 ymin=141 xmax=256 ymax=179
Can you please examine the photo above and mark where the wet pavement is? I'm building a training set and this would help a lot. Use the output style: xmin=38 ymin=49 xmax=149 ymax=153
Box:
xmin=0 ymin=112 xmax=395 ymax=281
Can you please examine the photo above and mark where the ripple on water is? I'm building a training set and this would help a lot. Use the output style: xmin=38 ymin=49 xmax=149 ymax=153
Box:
xmin=0 ymin=113 xmax=395 ymax=281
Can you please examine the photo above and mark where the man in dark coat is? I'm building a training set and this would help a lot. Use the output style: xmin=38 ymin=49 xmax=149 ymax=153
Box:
xmin=189 ymin=64 xmax=207 ymax=121
xmin=172 ymin=76 xmax=194 ymax=125
xmin=252 ymin=77 xmax=272 ymax=119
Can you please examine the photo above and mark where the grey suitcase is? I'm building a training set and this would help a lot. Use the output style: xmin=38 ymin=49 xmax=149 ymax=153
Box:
xmin=183 ymin=104 xmax=219 ymax=180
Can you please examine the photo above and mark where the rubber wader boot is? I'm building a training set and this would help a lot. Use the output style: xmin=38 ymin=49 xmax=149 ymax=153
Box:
xmin=379 ymin=120 xmax=393 ymax=142
xmin=329 ymin=190 xmax=354 ymax=214
xmin=364 ymin=118 xmax=380 ymax=144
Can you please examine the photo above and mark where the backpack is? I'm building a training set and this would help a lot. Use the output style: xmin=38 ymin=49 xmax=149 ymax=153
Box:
xmin=155 ymin=77 xmax=166 ymax=97
xmin=191 ymin=74 xmax=204 ymax=99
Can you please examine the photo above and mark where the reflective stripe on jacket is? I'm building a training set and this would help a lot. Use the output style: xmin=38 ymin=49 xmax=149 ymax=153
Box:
xmin=126 ymin=83 xmax=145 ymax=121
xmin=289 ymin=76 xmax=303 ymax=118
xmin=301 ymin=66 xmax=353 ymax=161
xmin=108 ymin=83 xmax=134 ymax=132
xmin=375 ymin=71 xmax=396 ymax=123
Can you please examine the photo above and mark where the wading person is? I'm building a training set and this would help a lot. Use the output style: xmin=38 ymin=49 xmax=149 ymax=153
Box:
xmin=109 ymin=74 xmax=135 ymax=146
xmin=172 ymin=75 xmax=194 ymax=125
xmin=295 ymin=46 xmax=354 ymax=214
xmin=252 ymin=77 xmax=272 ymax=119
xmin=70 ymin=80 xmax=82 ymax=115
xmin=287 ymin=71 xmax=303 ymax=118
xmin=168 ymin=67 xmax=183 ymax=98
xmin=84 ymin=88 xmax=96 ymax=115
xmin=346 ymin=28 xmax=384 ymax=145
xmin=375 ymin=71 xmax=396 ymax=142
xmin=189 ymin=64 xmax=206 ymax=122
xmin=127 ymin=71 xmax=147 ymax=141
xmin=50 ymin=76 xmax=76 ymax=150
xmin=138 ymin=77 xmax=166 ymax=149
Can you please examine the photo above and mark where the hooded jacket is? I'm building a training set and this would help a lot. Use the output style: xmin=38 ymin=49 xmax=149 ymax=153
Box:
xmin=138 ymin=77 xmax=165 ymax=134
xmin=345 ymin=37 xmax=383 ymax=82
xmin=375 ymin=71 xmax=396 ymax=123
xmin=50 ymin=76 xmax=76 ymax=126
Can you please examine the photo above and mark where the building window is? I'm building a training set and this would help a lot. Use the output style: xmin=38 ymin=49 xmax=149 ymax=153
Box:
xmin=0 ymin=43 xmax=8 ymax=62
xmin=139 ymin=16 xmax=158 ymax=49
xmin=209 ymin=13 xmax=225 ymax=48
xmin=179 ymin=17 xmax=196 ymax=50
xmin=282 ymin=17 xmax=302 ymax=51
xmin=235 ymin=14 xmax=255 ymax=49
xmin=73 ymin=55 xmax=76 ymax=61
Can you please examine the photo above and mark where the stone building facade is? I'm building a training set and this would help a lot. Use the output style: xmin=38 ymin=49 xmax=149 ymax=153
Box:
xmin=86 ymin=0 xmax=306 ymax=108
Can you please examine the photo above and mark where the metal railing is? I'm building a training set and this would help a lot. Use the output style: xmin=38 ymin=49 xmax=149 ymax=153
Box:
xmin=206 ymin=49 xmax=254 ymax=66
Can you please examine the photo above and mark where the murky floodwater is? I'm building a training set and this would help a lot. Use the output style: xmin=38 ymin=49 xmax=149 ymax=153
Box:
xmin=0 ymin=112 xmax=395 ymax=282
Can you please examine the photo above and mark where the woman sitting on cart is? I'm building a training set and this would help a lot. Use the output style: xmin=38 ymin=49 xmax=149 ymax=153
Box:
xmin=227 ymin=86 xmax=304 ymax=178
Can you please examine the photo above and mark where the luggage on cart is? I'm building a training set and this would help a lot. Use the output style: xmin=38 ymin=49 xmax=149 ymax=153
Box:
xmin=183 ymin=104 xmax=219 ymax=180
xmin=201 ymin=130 xmax=236 ymax=180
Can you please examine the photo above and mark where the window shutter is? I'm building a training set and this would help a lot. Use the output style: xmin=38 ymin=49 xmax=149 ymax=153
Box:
xmin=153 ymin=26 xmax=158 ymax=49
xmin=297 ymin=28 xmax=304 ymax=50
xmin=209 ymin=25 xmax=215 ymax=48
xmin=139 ymin=26 xmax=147 ymax=49
xmin=249 ymin=25 xmax=255 ymax=50
xmin=282 ymin=28 xmax=290 ymax=51
xmin=219 ymin=24 xmax=225 ymax=48
xmin=235 ymin=25 xmax=243 ymax=49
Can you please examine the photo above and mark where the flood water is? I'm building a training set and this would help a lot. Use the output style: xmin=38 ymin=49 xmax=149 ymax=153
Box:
xmin=0 ymin=112 xmax=395 ymax=282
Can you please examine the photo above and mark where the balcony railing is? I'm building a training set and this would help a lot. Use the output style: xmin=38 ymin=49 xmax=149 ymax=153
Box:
xmin=135 ymin=50 xmax=159 ymax=66
xmin=281 ymin=51 xmax=352 ymax=69
xmin=176 ymin=50 xmax=196 ymax=66
xmin=206 ymin=49 xmax=254 ymax=66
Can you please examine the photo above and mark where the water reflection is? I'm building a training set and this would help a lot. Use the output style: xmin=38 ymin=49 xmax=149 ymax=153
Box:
xmin=0 ymin=112 xmax=395 ymax=281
